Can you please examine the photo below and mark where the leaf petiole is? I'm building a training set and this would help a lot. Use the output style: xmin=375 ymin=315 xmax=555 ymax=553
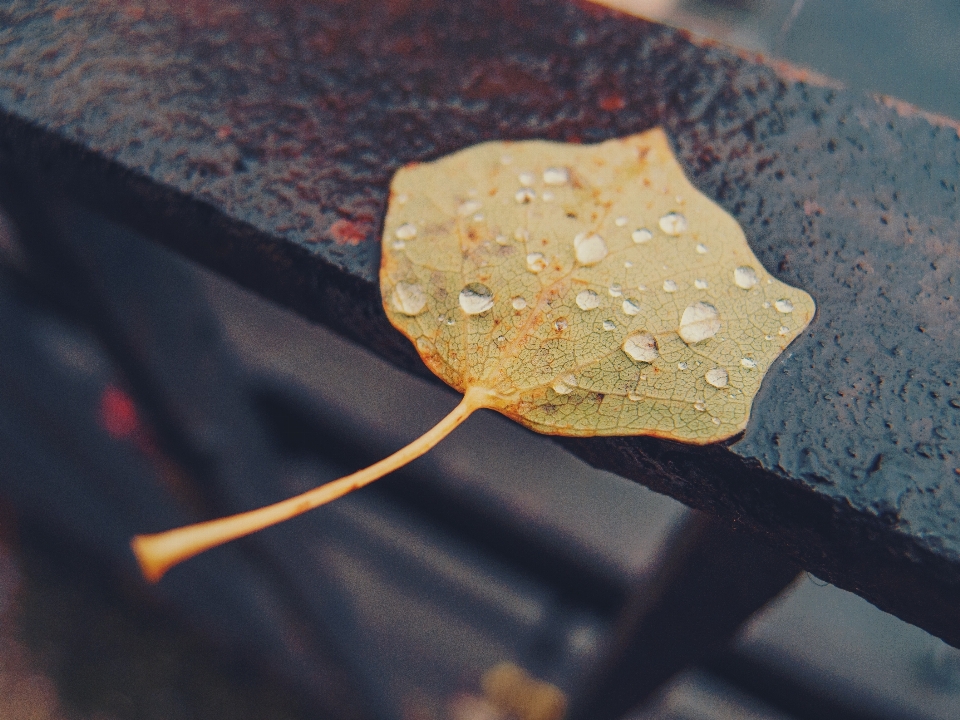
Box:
xmin=131 ymin=386 xmax=492 ymax=583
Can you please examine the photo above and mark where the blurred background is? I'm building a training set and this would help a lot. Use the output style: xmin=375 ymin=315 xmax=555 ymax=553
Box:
xmin=1 ymin=2 xmax=959 ymax=720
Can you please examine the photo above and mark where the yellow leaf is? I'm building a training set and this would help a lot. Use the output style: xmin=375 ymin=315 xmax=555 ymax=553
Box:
xmin=130 ymin=128 xmax=814 ymax=581
xmin=381 ymin=128 xmax=814 ymax=443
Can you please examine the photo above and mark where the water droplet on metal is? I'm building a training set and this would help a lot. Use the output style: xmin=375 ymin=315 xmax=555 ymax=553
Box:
xmin=705 ymin=367 xmax=729 ymax=388
xmin=628 ymin=390 xmax=642 ymax=401
xmin=608 ymin=283 xmax=623 ymax=297
xmin=554 ymin=317 xmax=568 ymax=331
xmin=514 ymin=227 xmax=530 ymax=242
xmin=526 ymin=252 xmax=547 ymax=273
xmin=775 ymin=298 xmax=794 ymax=313
xmin=622 ymin=299 xmax=641 ymax=316
xmin=679 ymin=302 xmax=721 ymax=344
xmin=663 ymin=279 xmax=678 ymax=293
xmin=695 ymin=243 xmax=709 ymax=254
xmin=395 ymin=223 xmax=417 ymax=240
xmin=576 ymin=289 xmax=601 ymax=310
xmin=518 ymin=172 xmax=535 ymax=186
xmin=512 ymin=296 xmax=527 ymax=310
xmin=741 ymin=357 xmax=757 ymax=369
xmin=615 ymin=216 xmax=628 ymax=227
xmin=659 ymin=212 xmax=688 ymax=236
xmin=632 ymin=228 xmax=653 ymax=244
xmin=603 ymin=320 xmax=616 ymax=331
xmin=734 ymin=266 xmax=759 ymax=289
xmin=694 ymin=400 xmax=706 ymax=412
xmin=622 ymin=333 xmax=659 ymax=363
xmin=392 ymin=282 xmax=427 ymax=316
xmin=694 ymin=278 xmax=708 ymax=289
xmin=574 ymin=232 xmax=608 ymax=265
xmin=459 ymin=282 xmax=494 ymax=315
xmin=543 ymin=167 xmax=569 ymax=185
xmin=515 ymin=188 xmax=536 ymax=204
xmin=458 ymin=200 xmax=482 ymax=216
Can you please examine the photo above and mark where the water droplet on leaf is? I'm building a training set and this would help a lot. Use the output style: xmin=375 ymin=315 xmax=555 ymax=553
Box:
xmin=543 ymin=167 xmax=569 ymax=185
xmin=705 ymin=367 xmax=729 ymax=388
xmin=576 ymin=290 xmax=600 ymax=310
xmin=395 ymin=223 xmax=417 ymax=240
xmin=512 ymin=296 xmax=527 ymax=310
xmin=459 ymin=283 xmax=494 ymax=315
xmin=622 ymin=299 xmax=640 ymax=315
xmin=458 ymin=200 xmax=482 ymax=216
xmin=392 ymin=282 xmax=428 ymax=316
xmin=526 ymin=252 xmax=547 ymax=273
xmin=622 ymin=333 xmax=659 ymax=363
xmin=679 ymin=302 xmax=721 ymax=344
xmin=663 ymin=279 xmax=678 ymax=293
xmin=632 ymin=228 xmax=653 ymax=244
xmin=574 ymin=232 xmax=608 ymax=265
xmin=734 ymin=266 xmax=758 ymax=289
xmin=659 ymin=212 xmax=688 ymax=235
xmin=775 ymin=298 xmax=794 ymax=313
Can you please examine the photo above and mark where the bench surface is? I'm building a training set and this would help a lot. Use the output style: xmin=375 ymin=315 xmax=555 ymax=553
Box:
xmin=1 ymin=0 xmax=959 ymax=645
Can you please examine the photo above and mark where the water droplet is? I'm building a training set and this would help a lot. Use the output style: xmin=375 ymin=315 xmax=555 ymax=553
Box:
xmin=459 ymin=282 xmax=494 ymax=315
xmin=775 ymin=298 xmax=795 ymax=313
xmin=392 ymin=282 xmax=427 ymax=316
xmin=627 ymin=390 xmax=642 ymax=401
xmin=705 ymin=367 xmax=729 ymax=388
xmin=392 ymin=240 xmax=406 ymax=250
xmin=637 ymin=283 xmax=648 ymax=291
xmin=624 ymin=260 xmax=634 ymax=268
xmin=779 ymin=325 xmax=790 ymax=336
xmin=526 ymin=252 xmax=547 ymax=273
xmin=501 ymin=154 xmax=513 ymax=165
xmin=446 ymin=317 xmax=456 ymax=326
xmin=741 ymin=357 xmax=757 ymax=369
xmin=495 ymin=234 xmax=509 ymax=246
xmin=608 ymin=283 xmax=623 ymax=297
xmin=458 ymin=199 xmax=482 ymax=216
xmin=552 ymin=379 xmax=574 ymax=395
xmin=395 ymin=193 xmax=409 ymax=205
xmin=576 ymin=289 xmax=601 ymax=310
xmin=712 ymin=417 xmax=721 ymax=425
xmin=663 ymin=279 xmax=678 ymax=293
xmin=659 ymin=212 xmax=688 ymax=236
xmin=573 ymin=232 xmax=608 ymax=265
xmin=512 ymin=296 xmax=527 ymax=310
xmin=542 ymin=190 xmax=554 ymax=201
xmin=632 ymin=228 xmax=653 ymax=244
xmin=622 ymin=299 xmax=640 ymax=316
xmin=762 ymin=301 xmax=771 ymax=308
xmin=678 ymin=302 xmax=721 ymax=344
xmin=543 ymin=167 xmax=569 ymax=185
xmin=734 ymin=266 xmax=759 ymax=289
xmin=472 ymin=213 xmax=484 ymax=222
xmin=695 ymin=243 xmax=709 ymax=254
xmin=518 ymin=172 xmax=535 ymax=186
xmin=677 ymin=362 xmax=688 ymax=370
xmin=694 ymin=278 xmax=708 ymax=289
xmin=765 ymin=334 xmax=773 ymax=341
xmin=622 ymin=333 xmax=659 ymax=363
xmin=615 ymin=216 xmax=628 ymax=227
xmin=395 ymin=223 xmax=417 ymax=240
xmin=437 ymin=314 xmax=446 ymax=324
xmin=515 ymin=188 xmax=536 ymax=204
xmin=694 ymin=400 xmax=706 ymax=412
xmin=514 ymin=227 xmax=530 ymax=242
xmin=554 ymin=318 xmax=568 ymax=331
xmin=495 ymin=335 xmax=506 ymax=345
xmin=603 ymin=320 xmax=616 ymax=331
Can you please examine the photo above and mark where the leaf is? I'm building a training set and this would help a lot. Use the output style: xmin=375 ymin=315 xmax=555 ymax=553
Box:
xmin=130 ymin=128 xmax=814 ymax=581
xmin=381 ymin=128 xmax=814 ymax=443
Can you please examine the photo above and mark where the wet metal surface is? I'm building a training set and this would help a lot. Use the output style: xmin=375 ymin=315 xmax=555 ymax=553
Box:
xmin=0 ymin=0 xmax=959 ymax=644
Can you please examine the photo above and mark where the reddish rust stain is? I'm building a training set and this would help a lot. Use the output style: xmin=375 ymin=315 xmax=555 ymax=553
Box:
xmin=599 ymin=94 xmax=626 ymax=111
xmin=329 ymin=218 xmax=367 ymax=245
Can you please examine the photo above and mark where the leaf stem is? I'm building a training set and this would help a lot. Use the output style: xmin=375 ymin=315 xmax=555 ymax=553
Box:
xmin=131 ymin=387 xmax=489 ymax=583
